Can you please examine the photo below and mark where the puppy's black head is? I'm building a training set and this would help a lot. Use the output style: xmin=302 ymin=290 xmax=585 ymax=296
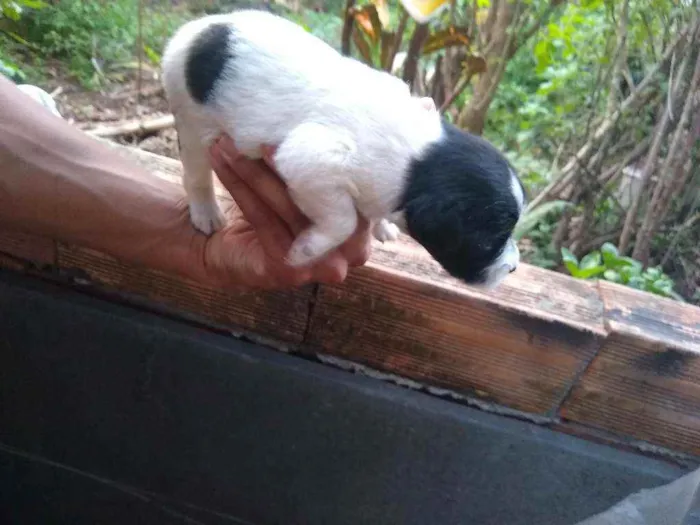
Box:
xmin=400 ymin=122 xmax=525 ymax=288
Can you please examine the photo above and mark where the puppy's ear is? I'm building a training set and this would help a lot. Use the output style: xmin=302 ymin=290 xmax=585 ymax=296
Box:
xmin=416 ymin=96 xmax=437 ymax=112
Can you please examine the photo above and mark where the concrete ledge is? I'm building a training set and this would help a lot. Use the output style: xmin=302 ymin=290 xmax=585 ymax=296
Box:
xmin=1 ymin=143 xmax=699 ymax=459
xmin=0 ymin=270 xmax=686 ymax=525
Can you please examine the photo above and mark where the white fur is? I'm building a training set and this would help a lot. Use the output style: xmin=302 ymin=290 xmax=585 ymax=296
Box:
xmin=162 ymin=9 xmax=521 ymax=287
xmin=162 ymin=9 xmax=442 ymax=265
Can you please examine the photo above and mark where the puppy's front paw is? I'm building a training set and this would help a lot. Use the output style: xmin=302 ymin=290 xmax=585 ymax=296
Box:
xmin=189 ymin=200 xmax=226 ymax=236
xmin=373 ymin=220 xmax=400 ymax=243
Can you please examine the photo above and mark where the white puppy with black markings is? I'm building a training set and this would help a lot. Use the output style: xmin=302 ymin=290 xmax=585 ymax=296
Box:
xmin=162 ymin=9 xmax=525 ymax=288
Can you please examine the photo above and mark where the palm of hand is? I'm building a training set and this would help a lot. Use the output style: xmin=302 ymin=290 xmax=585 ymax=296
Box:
xmin=201 ymin=136 xmax=371 ymax=291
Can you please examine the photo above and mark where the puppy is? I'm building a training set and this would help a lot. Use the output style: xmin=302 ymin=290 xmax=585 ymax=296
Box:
xmin=162 ymin=9 xmax=525 ymax=288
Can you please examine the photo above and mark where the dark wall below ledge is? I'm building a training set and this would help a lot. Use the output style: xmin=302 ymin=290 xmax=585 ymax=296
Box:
xmin=0 ymin=270 xmax=686 ymax=525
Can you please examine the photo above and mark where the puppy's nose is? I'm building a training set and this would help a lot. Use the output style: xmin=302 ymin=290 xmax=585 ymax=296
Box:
xmin=509 ymin=265 xmax=517 ymax=274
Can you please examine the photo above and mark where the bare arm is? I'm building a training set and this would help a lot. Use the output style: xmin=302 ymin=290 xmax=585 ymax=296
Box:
xmin=0 ymin=74 xmax=209 ymax=282
xmin=0 ymin=75 xmax=371 ymax=290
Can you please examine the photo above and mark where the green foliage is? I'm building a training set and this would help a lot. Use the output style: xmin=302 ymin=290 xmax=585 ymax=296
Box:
xmin=513 ymin=200 xmax=571 ymax=241
xmin=289 ymin=8 xmax=344 ymax=49
xmin=516 ymin=199 xmax=567 ymax=270
xmin=0 ymin=0 xmax=46 ymax=21
xmin=0 ymin=0 xmax=42 ymax=83
xmin=7 ymin=0 xmax=189 ymax=88
xmin=521 ymin=220 xmax=559 ymax=270
xmin=486 ymin=0 xmax=609 ymax=158
xmin=486 ymin=0 xmax=683 ymax=166
xmin=561 ymin=243 xmax=684 ymax=301
xmin=0 ymin=56 xmax=25 ymax=82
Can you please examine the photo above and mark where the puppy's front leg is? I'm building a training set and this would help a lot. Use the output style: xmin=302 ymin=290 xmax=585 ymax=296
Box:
xmin=372 ymin=219 xmax=400 ymax=243
xmin=177 ymin=122 xmax=226 ymax=235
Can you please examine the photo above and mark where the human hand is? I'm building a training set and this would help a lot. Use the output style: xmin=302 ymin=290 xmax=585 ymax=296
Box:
xmin=199 ymin=135 xmax=372 ymax=291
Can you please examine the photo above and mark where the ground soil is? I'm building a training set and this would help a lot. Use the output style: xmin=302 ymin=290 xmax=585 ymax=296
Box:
xmin=41 ymin=65 xmax=180 ymax=159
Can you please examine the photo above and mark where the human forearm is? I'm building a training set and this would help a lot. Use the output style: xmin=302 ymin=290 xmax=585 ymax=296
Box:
xmin=0 ymin=75 xmax=207 ymax=282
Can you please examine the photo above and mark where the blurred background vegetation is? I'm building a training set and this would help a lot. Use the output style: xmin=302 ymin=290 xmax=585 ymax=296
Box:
xmin=1 ymin=0 xmax=698 ymax=304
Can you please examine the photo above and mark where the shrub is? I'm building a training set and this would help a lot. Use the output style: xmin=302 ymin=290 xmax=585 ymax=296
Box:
xmin=561 ymin=243 xmax=684 ymax=301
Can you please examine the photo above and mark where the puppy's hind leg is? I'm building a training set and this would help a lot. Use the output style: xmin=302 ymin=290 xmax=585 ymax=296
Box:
xmin=285 ymin=189 xmax=359 ymax=267
xmin=177 ymin=122 xmax=226 ymax=236
xmin=273 ymin=122 xmax=360 ymax=267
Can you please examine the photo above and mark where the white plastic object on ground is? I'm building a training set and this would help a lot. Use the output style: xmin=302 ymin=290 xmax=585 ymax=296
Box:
xmin=576 ymin=465 xmax=700 ymax=525
xmin=16 ymin=84 xmax=62 ymax=118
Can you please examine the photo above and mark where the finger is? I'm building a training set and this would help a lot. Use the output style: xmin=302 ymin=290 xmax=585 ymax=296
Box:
xmin=339 ymin=215 xmax=373 ymax=267
xmin=217 ymin=135 xmax=308 ymax=235
xmin=261 ymin=144 xmax=276 ymax=166
xmin=264 ymin=258 xmax=316 ymax=289
xmin=209 ymin=143 xmax=293 ymax=258
xmin=312 ymin=256 xmax=348 ymax=284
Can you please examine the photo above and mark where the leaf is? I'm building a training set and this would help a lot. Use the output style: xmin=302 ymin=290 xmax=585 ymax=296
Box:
xmin=1 ymin=1 xmax=21 ymax=20
xmin=620 ymin=263 xmax=644 ymax=280
xmin=143 ymin=44 xmax=160 ymax=66
xmin=605 ymin=253 xmax=642 ymax=271
xmin=513 ymin=200 xmax=571 ymax=240
xmin=645 ymin=266 xmax=662 ymax=279
xmin=398 ymin=0 xmax=450 ymax=23
xmin=371 ymin=0 xmax=391 ymax=27
xmin=352 ymin=26 xmax=374 ymax=65
xmin=600 ymin=242 xmax=619 ymax=266
xmin=352 ymin=4 xmax=383 ymax=44
xmin=0 ymin=58 xmax=25 ymax=82
xmin=533 ymin=40 xmax=551 ymax=72
xmin=618 ymin=256 xmax=643 ymax=271
xmin=651 ymin=279 xmax=671 ymax=294
xmin=627 ymin=276 xmax=645 ymax=290
xmin=603 ymin=269 xmax=621 ymax=283
xmin=19 ymin=0 xmax=47 ymax=8
xmin=579 ymin=250 xmax=602 ymax=270
xmin=560 ymin=248 xmax=579 ymax=276
xmin=575 ymin=265 xmax=607 ymax=279
xmin=422 ymin=26 xmax=471 ymax=55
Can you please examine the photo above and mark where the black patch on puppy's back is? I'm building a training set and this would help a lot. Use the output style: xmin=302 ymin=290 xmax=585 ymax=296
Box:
xmin=185 ymin=23 xmax=233 ymax=104
xmin=400 ymin=122 xmax=521 ymax=284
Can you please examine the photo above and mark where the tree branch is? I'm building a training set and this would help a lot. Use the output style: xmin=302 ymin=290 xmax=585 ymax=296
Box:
xmin=402 ymin=22 xmax=430 ymax=89
xmin=617 ymin=69 xmax=680 ymax=254
xmin=341 ymin=0 xmax=356 ymax=56
xmin=516 ymin=0 xmax=568 ymax=55
xmin=633 ymin=43 xmax=700 ymax=262
xmin=605 ymin=0 xmax=630 ymax=115
xmin=528 ymin=22 xmax=694 ymax=210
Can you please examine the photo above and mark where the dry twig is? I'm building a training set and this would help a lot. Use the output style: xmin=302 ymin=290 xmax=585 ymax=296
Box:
xmin=87 ymin=115 xmax=175 ymax=138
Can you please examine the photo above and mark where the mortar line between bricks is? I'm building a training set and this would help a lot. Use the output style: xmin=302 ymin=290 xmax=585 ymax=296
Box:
xmin=301 ymin=283 xmax=321 ymax=345
xmin=547 ymin=281 xmax=611 ymax=418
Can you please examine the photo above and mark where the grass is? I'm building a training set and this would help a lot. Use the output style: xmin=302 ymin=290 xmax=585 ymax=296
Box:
xmin=2 ymin=0 xmax=193 ymax=89
xmin=1 ymin=0 xmax=345 ymax=89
